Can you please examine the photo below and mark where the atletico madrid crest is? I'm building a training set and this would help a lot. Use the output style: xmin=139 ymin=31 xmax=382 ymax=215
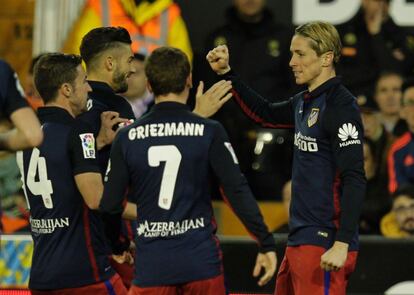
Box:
xmin=307 ymin=108 xmax=319 ymax=127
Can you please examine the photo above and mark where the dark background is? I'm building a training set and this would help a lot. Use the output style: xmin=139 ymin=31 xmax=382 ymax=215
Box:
xmin=176 ymin=0 xmax=414 ymax=56
xmin=176 ymin=0 xmax=293 ymax=54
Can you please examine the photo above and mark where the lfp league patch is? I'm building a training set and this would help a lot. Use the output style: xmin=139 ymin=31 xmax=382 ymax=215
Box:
xmin=79 ymin=133 xmax=96 ymax=159
xmin=307 ymin=108 xmax=319 ymax=127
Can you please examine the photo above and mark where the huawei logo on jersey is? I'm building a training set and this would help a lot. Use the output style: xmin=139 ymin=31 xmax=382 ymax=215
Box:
xmin=338 ymin=123 xmax=361 ymax=147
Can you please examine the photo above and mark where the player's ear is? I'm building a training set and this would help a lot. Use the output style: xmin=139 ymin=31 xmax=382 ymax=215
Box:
xmin=61 ymin=83 xmax=72 ymax=98
xmin=322 ymin=51 xmax=334 ymax=67
xmin=146 ymin=79 xmax=153 ymax=94
xmin=105 ymin=55 xmax=114 ymax=71
xmin=186 ymin=73 xmax=193 ymax=89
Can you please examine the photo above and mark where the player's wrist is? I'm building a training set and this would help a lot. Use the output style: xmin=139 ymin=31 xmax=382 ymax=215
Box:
xmin=333 ymin=240 xmax=349 ymax=251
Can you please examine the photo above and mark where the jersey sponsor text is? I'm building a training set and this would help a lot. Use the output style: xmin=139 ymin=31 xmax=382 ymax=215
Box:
xmin=137 ymin=217 xmax=205 ymax=237
xmin=30 ymin=217 xmax=70 ymax=234
xmin=294 ymin=132 xmax=319 ymax=152
xmin=128 ymin=122 xmax=204 ymax=140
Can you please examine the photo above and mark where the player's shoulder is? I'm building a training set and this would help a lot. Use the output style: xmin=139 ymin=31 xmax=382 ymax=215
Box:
xmin=71 ymin=116 xmax=95 ymax=136
xmin=186 ymin=111 xmax=224 ymax=130
xmin=327 ymin=83 xmax=357 ymax=108
xmin=0 ymin=59 xmax=12 ymax=74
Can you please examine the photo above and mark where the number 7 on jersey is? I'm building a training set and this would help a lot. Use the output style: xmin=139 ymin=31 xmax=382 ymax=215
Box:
xmin=148 ymin=145 xmax=182 ymax=210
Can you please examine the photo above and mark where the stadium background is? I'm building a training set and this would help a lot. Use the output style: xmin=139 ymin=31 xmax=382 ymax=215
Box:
xmin=1 ymin=0 xmax=414 ymax=294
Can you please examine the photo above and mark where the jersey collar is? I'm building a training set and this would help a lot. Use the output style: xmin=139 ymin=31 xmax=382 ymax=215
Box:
xmin=304 ymin=76 xmax=341 ymax=101
xmin=151 ymin=101 xmax=190 ymax=111
xmin=37 ymin=106 xmax=75 ymax=125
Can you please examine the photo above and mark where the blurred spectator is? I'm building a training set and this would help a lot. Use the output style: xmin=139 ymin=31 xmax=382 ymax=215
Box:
xmin=360 ymin=99 xmax=391 ymax=182
xmin=24 ymin=54 xmax=45 ymax=110
xmin=63 ymin=0 xmax=192 ymax=61
xmin=388 ymin=79 xmax=414 ymax=193
xmin=381 ymin=185 xmax=414 ymax=238
xmin=337 ymin=0 xmax=414 ymax=101
xmin=121 ymin=53 xmax=154 ymax=118
xmin=273 ymin=179 xmax=291 ymax=233
xmin=374 ymin=72 xmax=407 ymax=137
xmin=359 ymin=138 xmax=391 ymax=234
xmin=200 ymin=0 xmax=294 ymax=198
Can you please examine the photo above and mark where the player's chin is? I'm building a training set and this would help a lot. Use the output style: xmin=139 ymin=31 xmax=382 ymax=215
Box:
xmin=295 ymin=77 xmax=305 ymax=85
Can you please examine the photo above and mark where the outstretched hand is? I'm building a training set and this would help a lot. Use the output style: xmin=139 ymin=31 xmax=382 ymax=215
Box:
xmin=193 ymin=80 xmax=232 ymax=118
xmin=206 ymin=45 xmax=232 ymax=75
xmin=253 ymin=251 xmax=277 ymax=287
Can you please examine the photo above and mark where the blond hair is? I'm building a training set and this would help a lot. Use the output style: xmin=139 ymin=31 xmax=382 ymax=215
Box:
xmin=295 ymin=21 xmax=342 ymax=64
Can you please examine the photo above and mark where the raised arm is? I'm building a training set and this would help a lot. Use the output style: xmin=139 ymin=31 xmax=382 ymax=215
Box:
xmin=206 ymin=45 xmax=295 ymax=128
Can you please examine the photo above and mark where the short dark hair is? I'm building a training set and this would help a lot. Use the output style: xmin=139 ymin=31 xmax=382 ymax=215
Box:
xmin=133 ymin=52 xmax=146 ymax=62
xmin=34 ymin=53 xmax=82 ymax=103
xmin=80 ymin=26 xmax=132 ymax=66
xmin=392 ymin=184 xmax=414 ymax=200
xmin=402 ymin=78 xmax=414 ymax=94
xmin=376 ymin=71 xmax=403 ymax=89
xmin=29 ymin=53 xmax=48 ymax=75
xmin=145 ymin=47 xmax=190 ymax=97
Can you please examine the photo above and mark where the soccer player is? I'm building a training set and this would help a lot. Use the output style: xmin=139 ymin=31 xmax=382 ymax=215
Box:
xmin=78 ymin=26 xmax=234 ymax=173
xmin=99 ymin=46 xmax=277 ymax=295
xmin=207 ymin=21 xmax=366 ymax=295
xmin=17 ymin=53 xmax=128 ymax=294
xmin=78 ymin=26 xmax=234 ymax=288
xmin=0 ymin=59 xmax=43 ymax=150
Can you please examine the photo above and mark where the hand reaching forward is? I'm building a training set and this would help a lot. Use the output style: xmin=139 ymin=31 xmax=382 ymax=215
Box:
xmin=193 ymin=80 xmax=232 ymax=118
xmin=253 ymin=251 xmax=277 ymax=287
xmin=206 ymin=45 xmax=232 ymax=75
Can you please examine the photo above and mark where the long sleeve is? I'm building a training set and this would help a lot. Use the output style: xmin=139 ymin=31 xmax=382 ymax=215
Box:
xmin=208 ymin=121 xmax=276 ymax=252
xmin=323 ymin=99 xmax=366 ymax=243
xmin=222 ymin=71 xmax=295 ymax=129
xmin=0 ymin=61 xmax=28 ymax=118
xmin=99 ymin=133 xmax=130 ymax=254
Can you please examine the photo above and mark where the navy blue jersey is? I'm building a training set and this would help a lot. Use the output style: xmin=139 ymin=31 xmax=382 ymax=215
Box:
xmin=17 ymin=107 xmax=114 ymax=290
xmin=78 ymin=81 xmax=135 ymax=173
xmin=0 ymin=59 xmax=28 ymax=119
xmin=78 ymin=80 xmax=137 ymax=241
xmin=225 ymin=73 xmax=366 ymax=251
xmin=100 ymin=102 xmax=276 ymax=287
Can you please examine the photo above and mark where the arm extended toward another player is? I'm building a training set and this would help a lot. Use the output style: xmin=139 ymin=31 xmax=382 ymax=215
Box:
xmin=209 ymin=122 xmax=278 ymax=286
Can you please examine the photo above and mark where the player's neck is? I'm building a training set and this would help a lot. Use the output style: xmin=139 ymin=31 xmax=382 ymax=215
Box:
xmin=308 ymin=68 xmax=336 ymax=92
xmin=155 ymin=93 xmax=188 ymax=105
xmin=86 ymin=70 xmax=113 ymax=89
xmin=45 ymin=99 xmax=75 ymax=118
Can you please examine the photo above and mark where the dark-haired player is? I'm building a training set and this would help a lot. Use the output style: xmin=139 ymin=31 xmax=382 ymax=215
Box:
xmin=18 ymin=53 xmax=128 ymax=294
